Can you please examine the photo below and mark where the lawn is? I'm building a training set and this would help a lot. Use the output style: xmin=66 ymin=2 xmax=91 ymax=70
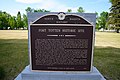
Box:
xmin=0 ymin=30 xmax=28 ymax=80
xmin=0 ymin=30 xmax=120 ymax=80
xmin=94 ymin=32 xmax=120 ymax=80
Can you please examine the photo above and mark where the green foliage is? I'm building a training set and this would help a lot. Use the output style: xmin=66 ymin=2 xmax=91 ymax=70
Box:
xmin=25 ymin=7 xmax=33 ymax=13
xmin=0 ymin=6 xmax=51 ymax=30
xmin=34 ymin=9 xmax=50 ymax=12
xmin=0 ymin=11 xmax=28 ymax=30
xmin=95 ymin=12 xmax=98 ymax=17
xmin=9 ymin=16 xmax=17 ymax=29
xmin=108 ymin=0 xmax=120 ymax=33
xmin=0 ymin=12 xmax=11 ymax=29
xmin=0 ymin=6 xmax=86 ymax=30
xmin=77 ymin=7 xmax=85 ymax=13
xmin=67 ymin=9 xmax=72 ymax=12
xmin=23 ymin=14 xmax=28 ymax=29
xmin=25 ymin=7 xmax=50 ymax=13
xmin=16 ymin=11 xmax=23 ymax=29
xmin=96 ymin=11 xmax=109 ymax=30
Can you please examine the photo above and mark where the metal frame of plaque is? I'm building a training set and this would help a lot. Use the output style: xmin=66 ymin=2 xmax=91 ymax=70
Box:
xmin=29 ymin=12 xmax=95 ymax=72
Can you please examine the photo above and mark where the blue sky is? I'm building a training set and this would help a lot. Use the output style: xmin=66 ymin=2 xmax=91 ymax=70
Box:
xmin=0 ymin=0 xmax=111 ymax=16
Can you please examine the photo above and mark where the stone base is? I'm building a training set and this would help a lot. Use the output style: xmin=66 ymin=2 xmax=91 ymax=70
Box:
xmin=15 ymin=65 xmax=106 ymax=80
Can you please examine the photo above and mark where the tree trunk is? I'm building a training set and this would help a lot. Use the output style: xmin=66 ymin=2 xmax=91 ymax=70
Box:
xmin=116 ymin=29 xmax=119 ymax=33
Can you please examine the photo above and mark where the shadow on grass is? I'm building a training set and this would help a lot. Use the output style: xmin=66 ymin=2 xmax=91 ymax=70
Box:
xmin=0 ymin=66 xmax=5 ymax=80
xmin=94 ymin=46 xmax=120 ymax=80
xmin=0 ymin=39 xmax=29 ymax=80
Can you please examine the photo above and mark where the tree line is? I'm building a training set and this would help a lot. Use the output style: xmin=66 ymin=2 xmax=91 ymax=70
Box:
xmin=96 ymin=0 xmax=120 ymax=33
xmin=0 ymin=0 xmax=120 ymax=33
xmin=0 ymin=6 xmax=84 ymax=30
xmin=0 ymin=11 xmax=27 ymax=30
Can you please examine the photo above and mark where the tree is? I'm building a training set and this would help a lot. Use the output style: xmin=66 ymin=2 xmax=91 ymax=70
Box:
xmin=16 ymin=11 xmax=23 ymax=29
xmin=9 ymin=16 xmax=16 ymax=29
xmin=34 ymin=9 xmax=50 ymax=12
xmin=0 ymin=11 xmax=10 ymax=29
xmin=100 ymin=11 xmax=109 ymax=30
xmin=67 ymin=9 xmax=72 ymax=12
xmin=95 ymin=12 xmax=100 ymax=30
xmin=0 ymin=11 xmax=3 ymax=29
xmin=108 ymin=0 xmax=120 ymax=33
xmin=25 ymin=7 xmax=33 ymax=13
xmin=77 ymin=7 xmax=85 ymax=13
xmin=23 ymin=14 xmax=28 ymax=29
xmin=96 ymin=11 xmax=109 ymax=30
xmin=25 ymin=7 xmax=50 ymax=13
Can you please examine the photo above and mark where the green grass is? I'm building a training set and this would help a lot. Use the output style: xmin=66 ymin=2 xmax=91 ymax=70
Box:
xmin=94 ymin=47 xmax=120 ymax=80
xmin=0 ymin=39 xmax=28 ymax=80
xmin=0 ymin=30 xmax=120 ymax=80
xmin=94 ymin=32 xmax=120 ymax=80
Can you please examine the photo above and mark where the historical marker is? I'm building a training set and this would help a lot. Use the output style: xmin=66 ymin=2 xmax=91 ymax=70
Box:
xmin=29 ymin=12 xmax=94 ymax=71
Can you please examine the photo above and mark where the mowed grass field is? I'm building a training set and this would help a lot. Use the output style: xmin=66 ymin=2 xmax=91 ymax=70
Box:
xmin=0 ymin=30 xmax=120 ymax=80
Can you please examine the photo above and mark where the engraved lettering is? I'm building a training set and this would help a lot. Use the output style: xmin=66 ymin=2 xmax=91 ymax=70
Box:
xmin=62 ymin=29 xmax=76 ymax=32
xmin=38 ymin=29 xmax=46 ymax=32
xmin=48 ymin=29 xmax=61 ymax=32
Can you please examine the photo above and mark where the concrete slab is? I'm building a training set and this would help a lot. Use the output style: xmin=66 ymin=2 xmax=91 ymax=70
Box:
xmin=15 ymin=65 xmax=106 ymax=80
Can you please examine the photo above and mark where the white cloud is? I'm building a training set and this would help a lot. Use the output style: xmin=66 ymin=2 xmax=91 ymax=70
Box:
xmin=15 ymin=0 xmax=94 ymax=13
xmin=16 ymin=0 xmax=43 ymax=4
xmin=15 ymin=0 xmax=78 ymax=12
xmin=32 ymin=0 xmax=78 ymax=12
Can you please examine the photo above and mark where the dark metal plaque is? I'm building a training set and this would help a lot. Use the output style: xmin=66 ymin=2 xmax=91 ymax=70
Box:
xmin=30 ymin=13 xmax=94 ymax=71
